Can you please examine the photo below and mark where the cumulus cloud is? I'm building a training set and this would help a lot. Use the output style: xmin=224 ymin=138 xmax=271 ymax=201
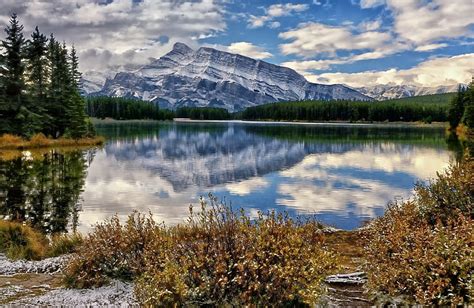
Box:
xmin=279 ymin=22 xmax=392 ymax=58
xmin=387 ymin=0 xmax=474 ymax=45
xmin=248 ymin=3 xmax=309 ymax=29
xmin=304 ymin=53 xmax=474 ymax=87
xmin=227 ymin=42 xmax=273 ymax=59
xmin=0 ymin=0 xmax=226 ymax=71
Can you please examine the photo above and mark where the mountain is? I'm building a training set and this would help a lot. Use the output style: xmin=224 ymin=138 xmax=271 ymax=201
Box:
xmin=356 ymin=84 xmax=462 ymax=100
xmin=85 ymin=43 xmax=371 ymax=111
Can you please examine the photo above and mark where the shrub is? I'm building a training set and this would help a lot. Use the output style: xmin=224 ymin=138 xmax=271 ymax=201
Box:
xmin=0 ymin=220 xmax=48 ymax=260
xmin=63 ymin=212 xmax=160 ymax=288
xmin=137 ymin=197 xmax=338 ymax=306
xmin=65 ymin=196 xmax=339 ymax=305
xmin=364 ymin=157 xmax=474 ymax=305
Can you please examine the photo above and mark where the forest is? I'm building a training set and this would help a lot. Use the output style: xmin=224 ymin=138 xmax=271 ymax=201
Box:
xmin=86 ymin=96 xmax=174 ymax=120
xmin=239 ymin=94 xmax=453 ymax=123
xmin=0 ymin=14 xmax=93 ymax=139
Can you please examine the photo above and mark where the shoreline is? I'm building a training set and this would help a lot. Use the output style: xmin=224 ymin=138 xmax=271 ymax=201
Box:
xmin=0 ymin=134 xmax=105 ymax=151
xmin=173 ymin=118 xmax=447 ymax=128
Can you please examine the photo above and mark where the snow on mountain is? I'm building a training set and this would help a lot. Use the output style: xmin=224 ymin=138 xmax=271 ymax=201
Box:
xmin=83 ymin=43 xmax=371 ymax=111
xmin=356 ymin=84 xmax=462 ymax=100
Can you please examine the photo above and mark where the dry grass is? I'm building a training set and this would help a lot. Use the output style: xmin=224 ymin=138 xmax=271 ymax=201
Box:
xmin=0 ymin=221 xmax=48 ymax=260
xmin=0 ymin=220 xmax=83 ymax=260
xmin=0 ymin=133 xmax=104 ymax=150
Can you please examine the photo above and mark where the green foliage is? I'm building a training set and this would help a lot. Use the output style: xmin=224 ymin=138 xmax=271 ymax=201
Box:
xmin=240 ymin=96 xmax=450 ymax=123
xmin=364 ymin=157 xmax=474 ymax=305
xmin=86 ymin=96 xmax=173 ymax=120
xmin=448 ymin=82 xmax=474 ymax=130
xmin=64 ymin=197 xmax=339 ymax=305
xmin=175 ymin=107 xmax=231 ymax=120
xmin=0 ymin=14 xmax=94 ymax=139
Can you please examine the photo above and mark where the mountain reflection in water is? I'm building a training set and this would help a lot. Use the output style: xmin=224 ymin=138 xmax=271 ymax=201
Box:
xmin=0 ymin=122 xmax=455 ymax=232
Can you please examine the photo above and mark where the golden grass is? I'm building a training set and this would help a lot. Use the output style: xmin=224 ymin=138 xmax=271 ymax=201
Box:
xmin=0 ymin=133 xmax=105 ymax=150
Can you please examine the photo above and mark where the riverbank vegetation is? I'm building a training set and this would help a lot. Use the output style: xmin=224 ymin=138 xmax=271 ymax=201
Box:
xmin=0 ymin=14 xmax=95 ymax=140
xmin=0 ymin=133 xmax=103 ymax=150
xmin=64 ymin=199 xmax=338 ymax=305
xmin=0 ymin=221 xmax=82 ymax=260
xmin=364 ymin=155 xmax=473 ymax=305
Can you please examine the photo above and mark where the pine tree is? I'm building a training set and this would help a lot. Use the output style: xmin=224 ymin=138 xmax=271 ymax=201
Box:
xmin=0 ymin=13 xmax=38 ymax=135
xmin=25 ymin=26 xmax=49 ymax=130
xmin=66 ymin=46 xmax=87 ymax=138
xmin=448 ymin=85 xmax=466 ymax=130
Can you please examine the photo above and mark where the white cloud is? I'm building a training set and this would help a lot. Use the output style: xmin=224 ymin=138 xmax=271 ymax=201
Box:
xmin=227 ymin=42 xmax=273 ymax=59
xmin=359 ymin=0 xmax=386 ymax=9
xmin=0 ymin=0 xmax=227 ymax=71
xmin=304 ymin=53 xmax=474 ymax=87
xmin=248 ymin=3 xmax=309 ymax=29
xmin=387 ymin=0 xmax=474 ymax=45
xmin=208 ymin=42 xmax=272 ymax=59
xmin=279 ymin=22 xmax=392 ymax=57
xmin=414 ymin=43 xmax=448 ymax=52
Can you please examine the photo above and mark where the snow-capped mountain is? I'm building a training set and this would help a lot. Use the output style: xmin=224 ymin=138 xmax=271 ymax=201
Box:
xmin=356 ymin=84 xmax=462 ymax=100
xmin=84 ymin=43 xmax=370 ymax=111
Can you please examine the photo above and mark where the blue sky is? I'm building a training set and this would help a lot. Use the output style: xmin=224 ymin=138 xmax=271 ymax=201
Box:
xmin=1 ymin=0 xmax=473 ymax=87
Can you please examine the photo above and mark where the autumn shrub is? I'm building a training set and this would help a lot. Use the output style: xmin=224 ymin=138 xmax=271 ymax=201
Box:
xmin=65 ymin=195 xmax=339 ymax=305
xmin=364 ymin=157 xmax=474 ymax=305
xmin=63 ymin=212 xmax=161 ymax=288
xmin=0 ymin=220 xmax=48 ymax=260
xmin=135 ymin=196 xmax=339 ymax=306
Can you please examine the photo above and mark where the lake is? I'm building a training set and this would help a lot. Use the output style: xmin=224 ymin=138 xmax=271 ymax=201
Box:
xmin=0 ymin=121 xmax=459 ymax=233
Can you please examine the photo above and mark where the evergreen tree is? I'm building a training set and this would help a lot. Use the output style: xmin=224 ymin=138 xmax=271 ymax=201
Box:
xmin=25 ymin=26 xmax=49 ymax=129
xmin=0 ymin=13 xmax=42 ymax=135
xmin=448 ymin=85 xmax=466 ymax=130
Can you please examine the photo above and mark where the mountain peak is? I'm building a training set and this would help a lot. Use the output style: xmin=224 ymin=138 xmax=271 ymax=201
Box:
xmin=172 ymin=42 xmax=193 ymax=53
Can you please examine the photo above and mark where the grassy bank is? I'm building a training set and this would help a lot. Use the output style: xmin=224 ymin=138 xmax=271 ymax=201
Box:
xmin=0 ymin=134 xmax=104 ymax=150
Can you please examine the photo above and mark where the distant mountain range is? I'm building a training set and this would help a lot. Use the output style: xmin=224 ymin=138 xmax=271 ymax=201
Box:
xmin=81 ymin=42 xmax=369 ymax=111
xmin=355 ymin=84 xmax=462 ymax=101
xmin=81 ymin=42 xmax=461 ymax=110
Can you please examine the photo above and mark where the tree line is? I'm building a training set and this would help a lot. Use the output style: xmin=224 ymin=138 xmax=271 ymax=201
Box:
xmin=0 ymin=14 xmax=93 ymax=138
xmin=239 ymin=98 xmax=449 ymax=123
xmin=86 ymin=96 xmax=174 ymax=120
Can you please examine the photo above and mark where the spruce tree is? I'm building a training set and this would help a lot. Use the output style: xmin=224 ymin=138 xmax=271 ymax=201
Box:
xmin=66 ymin=46 xmax=87 ymax=138
xmin=25 ymin=26 xmax=49 ymax=129
xmin=448 ymin=85 xmax=466 ymax=130
xmin=0 ymin=13 xmax=31 ymax=134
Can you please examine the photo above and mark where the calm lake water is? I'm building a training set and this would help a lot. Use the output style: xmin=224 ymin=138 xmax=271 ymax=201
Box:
xmin=0 ymin=122 xmax=459 ymax=232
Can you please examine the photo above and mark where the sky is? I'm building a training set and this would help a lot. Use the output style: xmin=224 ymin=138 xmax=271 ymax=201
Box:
xmin=0 ymin=0 xmax=473 ymax=87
